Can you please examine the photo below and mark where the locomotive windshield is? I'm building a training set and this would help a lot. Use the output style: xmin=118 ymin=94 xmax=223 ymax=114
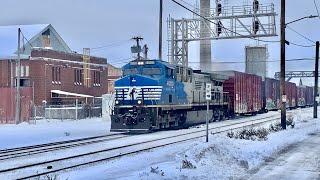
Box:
xmin=123 ymin=67 xmax=162 ymax=76
xmin=123 ymin=68 xmax=138 ymax=76
xmin=142 ymin=68 xmax=161 ymax=75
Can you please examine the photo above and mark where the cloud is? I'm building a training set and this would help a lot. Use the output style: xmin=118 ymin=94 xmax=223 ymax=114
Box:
xmin=0 ymin=0 xmax=318 ymax=84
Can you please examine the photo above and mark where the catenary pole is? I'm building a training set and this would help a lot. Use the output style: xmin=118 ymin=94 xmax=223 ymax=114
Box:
xmin=15 ymin=28 xmax=21 ymax=124
xmin=159 ymin=0 xmax=163 ymax=60
xmin=314 ymin=41 xmax=319 ymax=118
xmin=280 ymin=0 xmax=286 ymax=129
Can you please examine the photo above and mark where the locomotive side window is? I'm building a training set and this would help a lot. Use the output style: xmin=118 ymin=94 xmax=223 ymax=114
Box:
xmin=176 ymin=66 xmax=180 ymax=74
xmin=167 ymin=68 xmax=174 ymax=78
xmin=169 ymin=94 xmax=173 ymax=103
xmin=180 ymin=67 xmax=184 ymax=75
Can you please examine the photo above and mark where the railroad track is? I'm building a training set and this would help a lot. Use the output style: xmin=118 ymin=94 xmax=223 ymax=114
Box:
xmin=0 ymin=115 xmax=280 ymax=179
xmin=0 ymin=133 xmax=128 ymax=161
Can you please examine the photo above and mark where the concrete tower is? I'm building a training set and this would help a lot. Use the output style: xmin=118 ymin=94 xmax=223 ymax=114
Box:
xmin=245 ymin=45 xmax=268 ymax=78
xmin=200 ymin=0 xmax=212 ymax=72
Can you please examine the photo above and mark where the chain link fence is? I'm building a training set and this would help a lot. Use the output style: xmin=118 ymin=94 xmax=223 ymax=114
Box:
xmin=32 ymin=103 xmax=102 ymax=121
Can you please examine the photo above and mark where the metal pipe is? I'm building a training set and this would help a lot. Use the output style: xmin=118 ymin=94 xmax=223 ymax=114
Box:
xmin=159 ymin=0 xmax=163 ymax=60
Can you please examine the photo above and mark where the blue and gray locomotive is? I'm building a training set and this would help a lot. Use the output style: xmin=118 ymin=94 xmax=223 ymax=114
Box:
xmin=111 ymin=58 xmax=229 ymax=133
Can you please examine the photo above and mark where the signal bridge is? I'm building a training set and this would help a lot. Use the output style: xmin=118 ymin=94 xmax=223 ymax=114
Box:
xmin=167 ymin=2 xmax=277 ymax=69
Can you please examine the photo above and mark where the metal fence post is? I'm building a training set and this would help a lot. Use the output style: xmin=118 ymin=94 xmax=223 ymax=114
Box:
xmin=75 ymin=99 xmax=78 ymax=120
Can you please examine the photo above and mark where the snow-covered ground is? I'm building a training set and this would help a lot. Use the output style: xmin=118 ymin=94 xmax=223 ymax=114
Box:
xmin=0 ymin=118 xmax=110 ymax=149
xmin=56 ymin=108 xmax=320 ymax=180
xmin=0 ymin=108 xmax=318 ymax=180
xmin=0 ymin=109 xmax=280 ymax=150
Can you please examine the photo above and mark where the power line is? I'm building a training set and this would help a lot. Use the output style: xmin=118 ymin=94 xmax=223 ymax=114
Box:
xmin=171 ymin=0 xmax=279 ymax=43
xmin=288 ymin=41 xmax=316 ymax=47
xmin=20 ymin=30 xmax=33 ymax=48
xmin=90 ymin=39 xmax=131 ymax=51
xmin=108 ymin=57 xmax=134 ymax=65
xmin=286 ymin=26 xmax=316 ymax=44
xmin=314 ymin=0 xmax=320 ymax=20
xmin=188 ymin=58 xmax=315 ymax=64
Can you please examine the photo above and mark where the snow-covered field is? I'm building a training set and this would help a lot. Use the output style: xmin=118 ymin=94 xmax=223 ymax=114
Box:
xmin=57 ymin=108 xmax=320 ymax=180
xmin=0 ymin=118 xmax=110 ymax=149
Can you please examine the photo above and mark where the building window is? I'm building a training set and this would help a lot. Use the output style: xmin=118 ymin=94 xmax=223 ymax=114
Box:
xmin=52 ymin=66 xmax=61 ymax=85
xmin=15 ymin=65 xmax=29 ymax=77
xmin=93 ymin=71 xmax=101 ymax=87
xmin=74 ymin=69 xmax=83 ymax=85
xmin=25 ymin=66 xmax=29 ymax=77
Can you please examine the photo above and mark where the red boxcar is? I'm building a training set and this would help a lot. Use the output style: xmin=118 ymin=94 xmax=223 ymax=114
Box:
xmin=305 ymin=86 xmax=314 ymax=106
xmin=297 ymin=86 xmax=307 ymax=107
xmin=263 ymin=78 xmax=280 ymax=111
xmin=218 ymin=71 xmax=262 ymax=115
xmin=0 ymin=87 xmax=33 ymax=124
xmin=285 ymin=82 xmax=297 ymax=109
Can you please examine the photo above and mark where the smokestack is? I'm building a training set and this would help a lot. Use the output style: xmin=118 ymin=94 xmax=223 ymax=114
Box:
xmin=200 ymin=0 xmax=212 ymax=72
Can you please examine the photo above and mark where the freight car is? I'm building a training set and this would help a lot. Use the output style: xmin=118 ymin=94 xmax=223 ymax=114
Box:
xmin=297 ymin=86 xmax=307 ymax=107
xmin=263 ymin=78 xmax=280 ymax=111
xmin=215 ymin=71 xmax=263 ymax=115
xmin=286 ymin=82 xmax=297 ymax=109
xmin=111 ymin=59 xmax=229 ymax=132
xmin=305 ymin=86 xmax=314 ymax=106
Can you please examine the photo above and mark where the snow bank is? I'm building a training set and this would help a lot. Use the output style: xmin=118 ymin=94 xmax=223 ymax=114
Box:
xmin=133 ymin=111 xmax=320 ymax=180
xmin=58 ymin=109 xmax=320 ymax=180
xmin=0 ymin=117 xmax=110 ymax=149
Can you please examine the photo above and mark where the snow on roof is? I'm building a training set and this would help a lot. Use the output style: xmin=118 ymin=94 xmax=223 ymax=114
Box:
xmin=51 ymin=90 xmax=94 ymax=98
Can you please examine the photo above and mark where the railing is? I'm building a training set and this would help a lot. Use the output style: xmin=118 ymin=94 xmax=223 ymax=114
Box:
xmin=194 ymin=3 xmax=275 ymax=18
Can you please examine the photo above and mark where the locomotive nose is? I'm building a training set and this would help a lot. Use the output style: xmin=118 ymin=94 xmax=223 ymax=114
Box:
xmin=124 ymin=115 xmax=137 ymax=125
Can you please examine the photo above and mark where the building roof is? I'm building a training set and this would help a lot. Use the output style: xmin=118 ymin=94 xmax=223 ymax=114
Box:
xmin=51 ymin=90 xmax=94 ymax=98
xmin=0 ymin=24 xmax=72 ymax=58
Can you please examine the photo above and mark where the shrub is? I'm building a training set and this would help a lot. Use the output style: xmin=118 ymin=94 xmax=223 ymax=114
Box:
xmin=181 ymin=159 xmax=196 ymax=169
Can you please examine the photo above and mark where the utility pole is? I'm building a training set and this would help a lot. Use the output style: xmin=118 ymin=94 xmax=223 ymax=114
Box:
xmin=314 ymin=41 xmax=319 ymax=118
xmin=158 ymin=0 xmax=163 ymax=60
xmin=280 ymin=0 xmax=286 ymax=129
xmin=15 ymin=28 xmax=21 ymax=124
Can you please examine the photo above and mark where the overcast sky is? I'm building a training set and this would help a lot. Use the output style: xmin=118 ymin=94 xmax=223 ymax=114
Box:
xmin=0 ymin=0 xmax=319 ymax=85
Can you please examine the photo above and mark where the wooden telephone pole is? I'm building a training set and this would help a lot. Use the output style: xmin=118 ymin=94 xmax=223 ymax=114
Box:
xmin=280 ymin=0 xmax=286 ymax=129
xmin=15 ymin=28 xmax=21 ymax=124
xmin=314 ymin=41 xmax=319 ymax=118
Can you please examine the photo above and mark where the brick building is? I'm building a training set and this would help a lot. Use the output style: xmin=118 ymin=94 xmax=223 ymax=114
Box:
xmin=107 ymin=64 xmax=122 ymax=94
xmin=0 ymin=24 xmax=121 ymax=106
xmin=0 ymin=49 xmax=109 ymax=105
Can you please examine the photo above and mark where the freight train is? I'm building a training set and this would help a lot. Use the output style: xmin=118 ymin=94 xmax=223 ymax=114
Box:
xmin=110 ymin=58 xmax=314 ymax=133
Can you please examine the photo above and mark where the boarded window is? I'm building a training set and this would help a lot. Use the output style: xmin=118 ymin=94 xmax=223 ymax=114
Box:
xmin=93 ymin=71 xmax=101 ymax=85
xmin=52 ymin=66 xmax=61 ymax=83
xmin=74 ymin=69 xmax=83 ymax=85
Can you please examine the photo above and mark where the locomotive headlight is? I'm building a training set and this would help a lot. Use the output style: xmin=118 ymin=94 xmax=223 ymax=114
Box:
xmin=137 ymin=100 xmax=142 ymax=105
xmin=115 ymin=100 xmax=119 ymax=105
